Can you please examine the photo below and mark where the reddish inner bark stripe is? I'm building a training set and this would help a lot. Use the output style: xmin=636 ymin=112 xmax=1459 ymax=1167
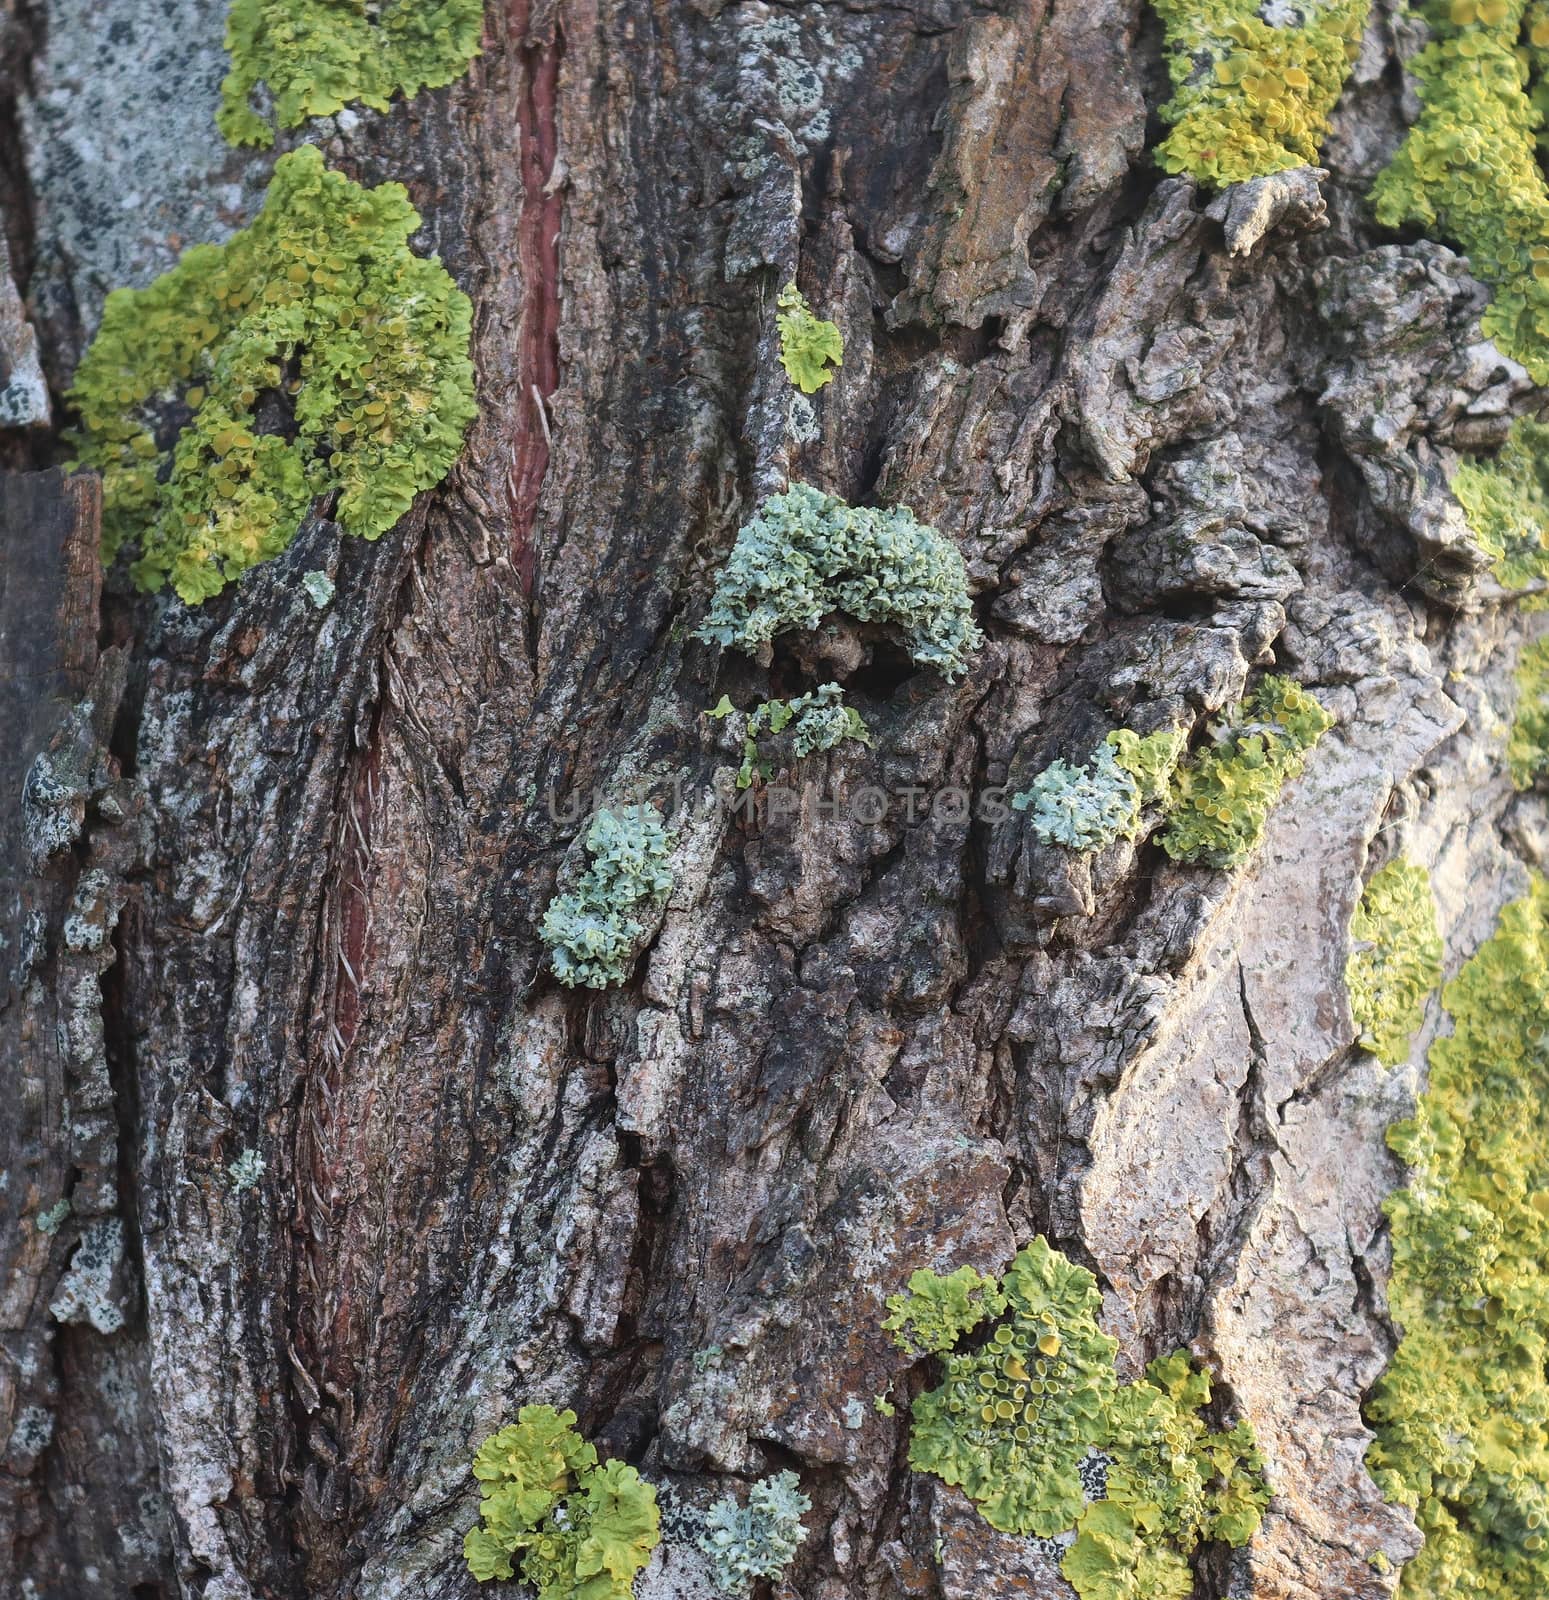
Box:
xmin=509 ymin=0 xmax=564 ymax=597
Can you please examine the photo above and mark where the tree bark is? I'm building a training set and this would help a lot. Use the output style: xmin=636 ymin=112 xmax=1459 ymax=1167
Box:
xmin=0 ymin=2 xmax=1537 ymax=1598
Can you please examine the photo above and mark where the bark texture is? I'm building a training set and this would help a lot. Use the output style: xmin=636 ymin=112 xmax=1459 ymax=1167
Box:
xmin=1 ymin=2 xmax=1543 ymax=1599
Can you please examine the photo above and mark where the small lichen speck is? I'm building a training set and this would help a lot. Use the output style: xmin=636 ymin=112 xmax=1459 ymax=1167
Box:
xmin=13 ymin=1405 xmax=55 ymax=1456
xmin=227 ymin=1148 xmax=266 ymax=1192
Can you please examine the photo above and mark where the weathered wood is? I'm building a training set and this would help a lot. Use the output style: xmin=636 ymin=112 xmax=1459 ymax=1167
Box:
xmin=0 ymin=469 xmax=162 ymax=1595
xmin=2 ymin=4 xmax=1544 ymax=1600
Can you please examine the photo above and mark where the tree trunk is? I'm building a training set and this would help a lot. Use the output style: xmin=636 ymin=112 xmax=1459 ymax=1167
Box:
xmin=0 ymin=2 xmax=1535 ymax=1598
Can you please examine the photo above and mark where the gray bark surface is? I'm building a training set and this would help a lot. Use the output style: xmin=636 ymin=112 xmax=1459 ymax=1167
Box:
xmin=0 ymin=2 xmax=1539 ymax=1598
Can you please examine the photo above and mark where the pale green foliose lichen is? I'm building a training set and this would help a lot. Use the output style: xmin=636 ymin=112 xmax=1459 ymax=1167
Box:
xmin=227 ymin=1147 xmax=268 ymax=1192
xmin=1152 ymin=0 xmax=1369 ymax=188
xmin=709 ymin=683 xmax=871 ymax=788
xmin=890 ymin=1238 xmax=1270 ymax=1600
xmin=775 ymin=282 xmax=843 ymax=394
xmin=302 ymin=568 xmax=336 ymax=608
xmin=1159 ymin=675 xmax=1334 ymax=869
xmin=1510 ymin=635 xmax=1549 ymax=787
xmin=1366 ymin=878 xmax=1549 ymax=1598
xmin=463 ymin=1405 xmax=661 ymax=1595
xmin=1011 ymin=729 xmax=1186 ymax=854
xmin=68 ymin=145 xmax=477 ymax=604
xmin=219 ymin=0 xmax=484 ymax=147
xmin=698 ymin=1470 xmax=812 ymax=1596
xmin=1372 ymin=0 xmax=1549 ymax=383
xmin=1013 ymin=748 xmax=1138 ymax=852
xmin=777 ymin=684 xmax=869 ymax=756
xmin=1454 ymin=417 xmax=1549 ymax=592
xmin=695 ymin=483 xmax=983 ymax=679
xmin=35 ymin=1199 xmax=71 ymax=1235
xmin=1346 ymin=859 xmax=1443 ymax=1066
xmin=540 ymin=805 xmax=674 ymax=988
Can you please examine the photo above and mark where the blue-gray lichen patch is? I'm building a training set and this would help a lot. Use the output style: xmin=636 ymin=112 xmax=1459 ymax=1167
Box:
xmin=21 ymin=0 xmax=272 ymax=339
xmin=50 ymin=1216 xmax=127 ymax=1334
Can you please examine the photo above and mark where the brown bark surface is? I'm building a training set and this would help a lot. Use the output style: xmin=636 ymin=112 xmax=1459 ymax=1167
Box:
xmin=1 ymin=2 xmax=1540 ymax=1598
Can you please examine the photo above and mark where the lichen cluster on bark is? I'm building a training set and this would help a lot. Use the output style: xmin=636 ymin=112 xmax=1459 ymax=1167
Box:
xmin=5 ymin=2 xmax=1549 ymax=1599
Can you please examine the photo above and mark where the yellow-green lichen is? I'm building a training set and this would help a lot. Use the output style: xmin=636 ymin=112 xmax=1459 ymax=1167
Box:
xmin=1510 ymin=635 xmax=1549 ymax=786
xmin=890 ymin=1239 xmax=1270 ymax=1600
xmin=1061 ymin=1353 xmax=1270 ymax=1600
xmin=1107 ymin=726 xmax=1189 ymax=807
xmin=1346 ymin=859 xmax=1444 ymax=1066
xmin=884 ymin=1263 xmax=1009 ymax=1359
xmin=1372 ymin=0 xmax=1549 ymax=383
xmin=775 ymin=283 xmax=843 ymax=394
xmin=1366 ymin=878 xmax=1549 ymax=1597
xmin=219 ymin=0 xmax=484 ymax=147
xmin=68 ymin=145 xmax=476 ymax=605
xmin=1158 ymin=675 xmax=1335 ymax=869
xmin=463 ymin=1406 xmax=660 ymax=1594
xmin=1454 ymin=417 xmax=1549 ymax=593
xmin=1371 ymin=0 xmax=1549 ymax=596
xmin=1152 ymin=0 xmax=1370 ymax=188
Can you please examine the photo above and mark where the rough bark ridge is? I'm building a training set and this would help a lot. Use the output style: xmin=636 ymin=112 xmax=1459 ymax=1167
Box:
xmin=1 ymin=1 xmax=1544 ymax=1598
